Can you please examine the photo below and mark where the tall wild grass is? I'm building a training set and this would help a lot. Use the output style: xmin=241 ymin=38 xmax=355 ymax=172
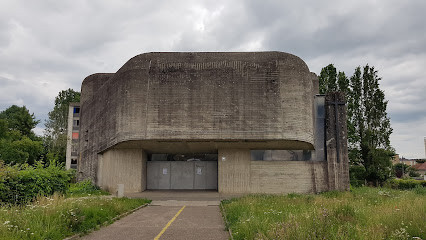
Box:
xmin=222 ymin=187 xmax=425 ymax=240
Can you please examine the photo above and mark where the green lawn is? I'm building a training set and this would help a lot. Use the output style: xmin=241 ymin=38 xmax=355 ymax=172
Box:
xmin=0 ymin=183 xmax=151 ymax=240
xmin=221 ymin=187 xmax=425 ymax=240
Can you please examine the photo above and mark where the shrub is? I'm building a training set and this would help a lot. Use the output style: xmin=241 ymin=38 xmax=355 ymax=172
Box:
xmin=408 ymin=167 xmax=420 ymax=177
xmin=66 ymin=179 xmax=109 ymax=197
xmin=0 ymin=160 xmax=73 ymax=204
xmin=349 ymin=165 xmax=366 ymax=187
xmin=384 ymin=178 xmax=426 ymax=190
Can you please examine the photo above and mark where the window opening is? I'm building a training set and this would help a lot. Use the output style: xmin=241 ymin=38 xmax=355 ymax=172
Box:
xmin=149 ymin=153 xmax=218 ymax=161
xmin=250 ymin=150 xmax=312 ymax=161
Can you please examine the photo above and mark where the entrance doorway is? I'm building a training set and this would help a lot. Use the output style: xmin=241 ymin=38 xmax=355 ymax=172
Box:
xmin=146 ymin=153 xmax=218 ymax=190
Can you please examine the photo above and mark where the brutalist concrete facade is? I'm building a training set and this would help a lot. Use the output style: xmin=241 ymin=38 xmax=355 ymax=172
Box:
xmin=77 ymin=52 xmax=349 ymax=194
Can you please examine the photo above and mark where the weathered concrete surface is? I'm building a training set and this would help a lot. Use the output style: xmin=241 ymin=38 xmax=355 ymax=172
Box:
xmin=159 ymin=206 xmax=229 ymax=240
xmin=79 ymin=52 xmax=317 ymax=182
xmin=325 ymin=92 xmax=350 ymax=191
xmin=96 ymin=148 xmax=146 ymax=194
xmin=218 ymin=148 xmax=328 ymax=194
xmin=218 ymin=149 xmax=251 ymax=193
xmin=127 ymin=190 xmax=221 ymax=206
xmin=126 ymin=190 xmax=219 ymax=200
xmin=80 ymin=205 xmax=228 ymax=240
xmin=250 ymin=160 xmax=327 ymax=193
xmin=77 ymin=52 xmax=350 ymax=194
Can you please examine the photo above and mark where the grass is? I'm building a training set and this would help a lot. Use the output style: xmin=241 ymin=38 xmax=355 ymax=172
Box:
xmin=66 ymin=180 xmax=110 ymax=198
xmin=221 ymin=187 xmax=425 ymax=240
xmin=0 ymin=181 xmax=151 ymax=240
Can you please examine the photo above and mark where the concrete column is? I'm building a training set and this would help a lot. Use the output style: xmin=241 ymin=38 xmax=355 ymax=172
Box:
xmin=65 ymin=105 xmax=74 ymax=170
xmin=218 ymin=149 xmax=251 ymax=193
xmin=96 ymin=148 xmax=145 ymax=194
xmin=325 ymin=92 xmax=350 ymax=191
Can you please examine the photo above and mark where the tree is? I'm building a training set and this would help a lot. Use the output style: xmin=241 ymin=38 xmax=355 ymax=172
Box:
xmin=349 ymin=65 xmax=393 ymax=184
xmin=393 ymin=163 xmax=409 ymax=178
xmin=393 ymin=163 xmax=420 ymax=178
xmin=0 ymin=106 xmax=43 ymax=165
xmin=318 ymin=64 xmax=349 ymax=95
xmin=0 ymin=105 xmax=39 ymax=139
xmin=319 ymin=64 xmax=393 ymax=185
xmin=0 ymin=136 xmax=43 ymax=165
xmin=44 ymin=89 xmax=80 ymax=163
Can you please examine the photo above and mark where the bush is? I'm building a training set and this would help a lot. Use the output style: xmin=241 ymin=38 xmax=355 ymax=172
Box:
xmin=350 ymin=165 xmax=366 ymax=187
xmin=408 ymin=167 xmax=420 ymax=177
xmin=0 ymin=160 xmax=73 ymax=204
xmin=384 ymin=179 xmax=426 ymax=190
xmin=66 ymin=179 xmax=109 ymax=197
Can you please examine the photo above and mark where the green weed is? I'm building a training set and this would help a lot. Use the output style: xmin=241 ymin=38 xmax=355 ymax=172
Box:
xmin=66 ymin=180 xmax=109 ymax=197
xmin=222 ymin=187 xmax=425 ymax=240
xmin=0 ymin=194 xmax=150 ymax=239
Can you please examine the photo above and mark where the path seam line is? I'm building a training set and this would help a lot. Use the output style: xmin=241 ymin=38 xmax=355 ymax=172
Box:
xmin=154 ymin=205 xmax=186 ymax=240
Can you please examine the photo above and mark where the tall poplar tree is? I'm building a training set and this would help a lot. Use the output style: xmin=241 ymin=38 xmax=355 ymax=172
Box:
xmin=318 ymin=64 xmax=349 ymax=95
xmin=319 ymin=64 xmax=393 ymax=184
xmin=348 ymin=65 xmax=393 ymax=183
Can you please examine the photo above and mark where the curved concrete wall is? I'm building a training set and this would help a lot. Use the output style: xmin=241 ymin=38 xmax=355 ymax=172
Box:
xmin=79 ymin=52 xmax=318 ymax=181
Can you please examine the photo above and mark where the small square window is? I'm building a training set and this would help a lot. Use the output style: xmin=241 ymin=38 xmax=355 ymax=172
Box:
xmin=73 ymin=120 xmax=80 ymax=126
xmin=74 ymin=107 xmax=80 ymax=113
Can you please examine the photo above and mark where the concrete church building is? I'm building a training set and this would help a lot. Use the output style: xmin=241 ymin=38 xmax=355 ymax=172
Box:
xmin=75 ymin=52 xmax=349 ymax=194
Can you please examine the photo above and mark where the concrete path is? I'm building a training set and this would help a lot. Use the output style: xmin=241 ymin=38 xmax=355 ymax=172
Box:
xmin=80 ymin=193 xmax=230 ymax=240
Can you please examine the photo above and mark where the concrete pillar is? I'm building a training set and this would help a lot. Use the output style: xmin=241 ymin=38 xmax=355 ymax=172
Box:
xmin=218 ymin=149 xmax=251 ymax=193
xmin=325 ymin=92 xmax=350 ymax=191
xmin=65 ymin=105 xmax=74 ymax=170
xmin=117 ymin=184 xmax=124 ymax=198
xmin=96 ymin=148 xmax=145 ymax=194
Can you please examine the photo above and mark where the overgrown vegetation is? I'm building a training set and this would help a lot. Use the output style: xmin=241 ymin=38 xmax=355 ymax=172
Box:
xmin=222 ymin=187 xmax=425 ymax=240
xmin=0 ymin=194 xmax=150 ymax=240
xmin=384 ymin=179 xmax=426 ymax=190
xmin=0 ymin=91 xmax=152 ymax=240
xmin=0 ymin=175 xmax=150 ymax=239
xmin=0 ymin=160 xmax=73 ymax=204
xmin=66 ymin=180 xmax=110 ymax=197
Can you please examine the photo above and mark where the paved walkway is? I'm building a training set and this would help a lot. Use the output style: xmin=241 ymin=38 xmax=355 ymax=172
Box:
xmin=81 ymin=191 xmax=230 ymax=240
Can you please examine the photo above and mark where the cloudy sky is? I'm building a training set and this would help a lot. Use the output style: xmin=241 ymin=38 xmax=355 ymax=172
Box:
xmin=0 ymin=0 xmax=425 ymax=158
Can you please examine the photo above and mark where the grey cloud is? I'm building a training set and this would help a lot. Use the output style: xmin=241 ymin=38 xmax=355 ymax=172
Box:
xmin=0 ymin=0 xmax=425 ymax=158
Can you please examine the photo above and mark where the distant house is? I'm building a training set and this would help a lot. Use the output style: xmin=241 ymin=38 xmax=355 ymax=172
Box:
xmin=413 ymin=162 xmax=426 ymax=180
xmin=391 ymin=154 xmax=400 ymax=165
xmin=400 ymin=158 xmax=418 ymax=166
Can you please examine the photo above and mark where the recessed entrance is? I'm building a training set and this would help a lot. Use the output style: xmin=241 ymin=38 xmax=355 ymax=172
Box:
xmin=147 ymin=153 xmax=218 ymax=190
